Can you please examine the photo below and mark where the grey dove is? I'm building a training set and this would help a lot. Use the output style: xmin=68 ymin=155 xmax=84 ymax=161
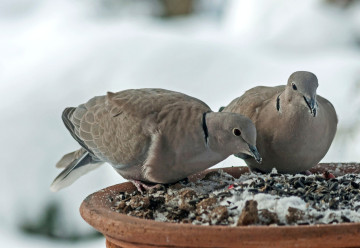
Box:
xmin=51 ymin=88 xmax=261 ymax=192
xmin=222 ymin=71 xmax=337 ymax=174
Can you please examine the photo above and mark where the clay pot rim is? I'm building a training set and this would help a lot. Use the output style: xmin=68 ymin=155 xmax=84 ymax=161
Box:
xmin=80 ymin=163 xmax=360 ymax=247
xmin=80 ymin=163 xmax=360 ymax=231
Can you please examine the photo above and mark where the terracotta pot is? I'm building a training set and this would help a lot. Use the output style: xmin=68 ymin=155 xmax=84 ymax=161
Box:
xmin=80 ymin=163 xmax=360 ymax=248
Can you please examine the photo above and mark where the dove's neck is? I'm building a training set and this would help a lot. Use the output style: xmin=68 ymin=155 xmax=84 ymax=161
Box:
xmin=204 ymin=112 xmax=233 ymax=158
xmin=278 ymin=90 xmax=298 ymax=113
xmin=279 ymin=88 xmax=317 ymax=121
xmin=283 ymin=86 xmax=295 ymax=103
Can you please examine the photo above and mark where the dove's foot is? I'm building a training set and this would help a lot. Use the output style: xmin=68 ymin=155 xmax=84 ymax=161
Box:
xmin=249 ymin=167 xmax=265 ymax=174
xmin=130 ymin=180 xmax=163 ymax=194
xmin=299 ymin=170 xmax=335 ymax=179
xmin=323 ymin=171 xmax=336 ymax=180
xmin=300 ymin=170 xmax=312 ymax=176
xmin=305 ymin=170 xmax=312 ymax=176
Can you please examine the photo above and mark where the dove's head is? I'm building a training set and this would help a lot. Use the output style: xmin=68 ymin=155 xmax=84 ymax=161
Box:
xmin=286 ymin=71 xmax=319 ymax=117
xmin=205 ymin=112 xmax=262 ymax=163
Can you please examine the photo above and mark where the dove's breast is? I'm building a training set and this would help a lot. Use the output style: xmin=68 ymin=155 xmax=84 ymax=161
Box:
xmin=138 ymin=103 xmax=216 ymax=183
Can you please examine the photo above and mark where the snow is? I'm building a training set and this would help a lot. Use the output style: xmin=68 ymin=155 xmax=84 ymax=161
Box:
xmin=1 ymin=0 xmax=360 ymax=246
xmin=0 ymin=226 xmax=105 ymax=248
xmin=222 ymin=175 xmax=360 ymax=225
xmin=226 ymin=191 xmax=308 ymax=225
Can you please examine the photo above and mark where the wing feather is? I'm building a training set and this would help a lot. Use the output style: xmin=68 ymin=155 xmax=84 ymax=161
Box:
xmin=223 ymin=85 xmax=285 ymax=118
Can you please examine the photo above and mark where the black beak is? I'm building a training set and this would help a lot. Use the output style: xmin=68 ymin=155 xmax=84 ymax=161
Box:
xmin=304 ymin=96 xmax=317 ymax=117
xmin=248 ymin=144 xmax=262 ymax=164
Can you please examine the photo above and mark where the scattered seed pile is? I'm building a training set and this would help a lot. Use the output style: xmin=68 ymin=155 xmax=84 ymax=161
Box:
xmin=110 ymin=169 xmax=360 ymax=226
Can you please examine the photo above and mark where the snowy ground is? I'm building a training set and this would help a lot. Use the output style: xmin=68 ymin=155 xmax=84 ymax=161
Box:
xmin=1 ymin=0 xmax=360 ymax=246
xmin=0 ymin=227 xmax=105 ymax=248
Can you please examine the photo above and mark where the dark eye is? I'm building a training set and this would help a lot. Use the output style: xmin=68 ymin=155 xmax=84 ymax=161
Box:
xmin=292 ymin=83 xmax=297 ymax=90
xmin=233 ymin=128 xmax=241 ymax=136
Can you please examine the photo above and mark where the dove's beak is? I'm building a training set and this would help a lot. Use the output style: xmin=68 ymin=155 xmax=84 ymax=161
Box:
xmin=304 ymin=96 xmax=317 ymax=117
xmin=248 ymin=144 xmax=262 ymax=164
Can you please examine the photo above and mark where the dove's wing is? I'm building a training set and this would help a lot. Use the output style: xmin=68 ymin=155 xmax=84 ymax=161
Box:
xmin=315 ymin=95 xmax=338 ymax=152
xmin=65 ymin=88 xmax=211 ymax=167
xmin=317 ymin=95 xmax=338 ymax=125
xmin=224 ymin=85 xmax=285 ymax=119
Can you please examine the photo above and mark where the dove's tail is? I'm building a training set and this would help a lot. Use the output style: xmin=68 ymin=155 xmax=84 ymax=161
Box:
xmin=50 ymin=150 xmax=103 ymax=192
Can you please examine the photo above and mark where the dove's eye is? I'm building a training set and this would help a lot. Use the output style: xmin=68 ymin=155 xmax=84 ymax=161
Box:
xmin=292 ymin=83 xmax=297 ymax=90
xmin=233 ymin=128 xmax=241 ymax=136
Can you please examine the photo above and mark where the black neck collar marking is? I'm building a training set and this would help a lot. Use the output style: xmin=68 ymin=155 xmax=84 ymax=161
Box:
xmin=276 ymin=94 xmax=281 ymax=112
xmin=202 ymin=112 xmax=209 ymax=145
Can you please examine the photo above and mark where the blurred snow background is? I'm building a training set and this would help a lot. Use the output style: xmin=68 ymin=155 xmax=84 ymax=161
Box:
xmin=1 ymin=0 xmax=360 ymax=246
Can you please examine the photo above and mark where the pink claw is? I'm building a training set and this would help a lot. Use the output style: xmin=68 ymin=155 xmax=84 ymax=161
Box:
xmin=129 ymin=180 xmax=162 ymax=194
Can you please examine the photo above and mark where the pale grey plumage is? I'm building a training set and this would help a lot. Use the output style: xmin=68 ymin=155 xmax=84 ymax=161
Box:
xmin=51 ymin=88 xmax=261 ymax=191
xmin=223 ymin=71 xmax=338 ymax=174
